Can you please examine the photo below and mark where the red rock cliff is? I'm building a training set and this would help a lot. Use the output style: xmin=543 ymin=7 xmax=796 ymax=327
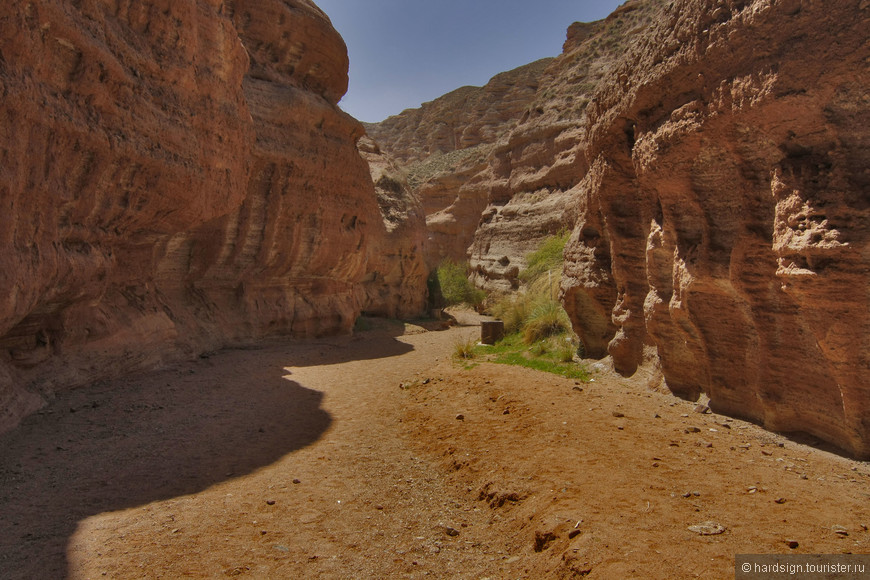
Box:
xmin=561 ymin=0 xmax=869 ymax=457
xmin=0 ymin=0 xmax=425 ymax=432
xmin=469 ymin=1 xmax=664 ymax=291
xmin=364 ymin=2 xmax=663 ymax=283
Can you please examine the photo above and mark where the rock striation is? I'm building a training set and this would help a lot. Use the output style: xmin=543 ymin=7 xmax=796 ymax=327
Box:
xmin=365 ymin=58 xmax=552 ymax=164
xmin=356 ymin=136 xmax=428 ymax=317
xmin=561 ymin=0 xmax=869 ymax=457
xmin=0 ymin=0 xmax=425 ymax=432
xmin=468 ymin=1 xmax=664 ymax=291
xmin=365 ymin=59 xmax=554 ymax=269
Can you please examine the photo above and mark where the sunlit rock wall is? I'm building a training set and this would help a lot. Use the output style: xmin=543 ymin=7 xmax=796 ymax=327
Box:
xmin=561 ymin=0 xmax=869 ymax=457
xmin=0 ymin=0 xmax=425 ymax=432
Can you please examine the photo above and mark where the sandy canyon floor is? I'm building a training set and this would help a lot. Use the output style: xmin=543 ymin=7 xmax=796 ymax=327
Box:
xmin=1 ymin=314 xmax=868 ymax=579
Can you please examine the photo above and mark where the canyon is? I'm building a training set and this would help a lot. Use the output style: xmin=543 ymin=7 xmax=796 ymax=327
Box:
xmin=0 ymin=0 xmax=867 ymax=458
xmin=1 ymin=0 xmax=868 ymax=576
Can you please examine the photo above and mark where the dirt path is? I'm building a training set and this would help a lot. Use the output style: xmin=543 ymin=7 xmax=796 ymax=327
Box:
xmin=1 ymin=318 xmax=868 ymax=578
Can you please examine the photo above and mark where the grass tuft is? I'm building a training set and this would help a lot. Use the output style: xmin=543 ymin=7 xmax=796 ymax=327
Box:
xmin=453 ymin=337 xmax=478 ymax=360
xmin=523 ymin=299 xmax=572 ymax=344
xmin=434 ymin=260 xmax=487 ymax=309
xmin=519 ymin=229 xmax=570 ymax=284
xmin=470 ymin=332 xmax=589 ymax=380
xmin=476 ymin=231 xmax=587 ymax=380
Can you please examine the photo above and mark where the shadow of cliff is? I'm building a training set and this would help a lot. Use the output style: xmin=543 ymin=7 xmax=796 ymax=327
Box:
xmin=0 ymin=348 xmax=332 ymax=579
xmin=284 ymin=319 xmax=417 ymax=368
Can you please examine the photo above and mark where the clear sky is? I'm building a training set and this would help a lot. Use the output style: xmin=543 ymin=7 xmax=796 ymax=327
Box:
xmin=314 ymin=1 xmax=626 ymax=122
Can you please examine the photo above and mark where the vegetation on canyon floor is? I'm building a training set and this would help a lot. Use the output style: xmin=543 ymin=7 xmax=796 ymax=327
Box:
xmin=450 ymin=231 xmax=588 ymax=380
xmin=433 ymin=259 xmax=487 ymax=309
xmin=463 ymin=332 xmax=589 ymax=381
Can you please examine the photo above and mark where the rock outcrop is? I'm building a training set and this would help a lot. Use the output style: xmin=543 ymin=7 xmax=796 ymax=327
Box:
xmin=561 ymin=0 xmax=869 ymax=457
xmin=356 ymin=136 xmax=428 ymax=317
xmin=0 ymin=0 xmax=425 ymax=432
xmin=365 ymin=58 xmax=552 ymax=164
xmin=468 ymin=1 xmax=665 ymax=291
xmin=365 ymin=59 xmax=554 ymax=269
xmin=366 ymin=0 xmax=868 ymax=456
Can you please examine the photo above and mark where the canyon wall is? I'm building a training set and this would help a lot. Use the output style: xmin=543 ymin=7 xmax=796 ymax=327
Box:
xmin=469 ymin=1 xmax=665 ymax=291
xmin=356 ymin=135 xmax=428 ymax=318
xmin=0 ymin=0 xmax=425 ymax=432
xmin=561 ymin=0 xmax=869 ymax=457
xmin=366 ymin=1 xmax=664 ymax=284
xmin=365 ymin=59 xmax=554 ymax=269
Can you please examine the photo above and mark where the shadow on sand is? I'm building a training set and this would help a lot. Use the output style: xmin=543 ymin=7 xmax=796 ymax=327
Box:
xmin=0 ymin=323 xmax=426 ymax=578
xmin=283 ymin=318 xmax=419 ymax=368
xmin=0 ymin=346 xmax=336 ymax=579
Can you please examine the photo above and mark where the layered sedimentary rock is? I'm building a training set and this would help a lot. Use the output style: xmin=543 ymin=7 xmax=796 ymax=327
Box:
xmin=365 ymin=58 xmax=552 ymax=164
xmin=561 ymin=0 xmax=869 ymax=457
xmin=365 ymin=0 xmax=868 ymax=455
xmin=356 ymin=136 xmax=428 ymax=317
xmin=0 ymin=0 xmax=253 ymax=430
xmin=469 ymin=1 xmax=665 ymax=291
xmin=365 ymin=1 xmax=663 ymax=286
xmin=366 ymin=59 xmax=553 ymax=269
xmin=0 ymin=0 xmax=425 ymax=432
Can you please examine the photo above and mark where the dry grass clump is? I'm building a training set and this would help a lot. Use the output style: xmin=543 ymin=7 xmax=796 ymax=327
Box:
xmin=522 ymin=298 xmax=572 ymax=345
xmin=453 ymin=337 xmax=478 ymax=360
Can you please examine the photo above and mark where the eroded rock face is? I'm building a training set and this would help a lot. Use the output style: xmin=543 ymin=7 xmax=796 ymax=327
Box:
xmin=364 ymin=1 xmax=663 ymax=288
xmin=561 ymin=0 xmax=869 ymax=457
xmin=0 ymin=0 xmax=254 ymax=429
xmin=365 ymin=59 xmax=554 ymax=269
xmin=356 ymin=136 xmax=428 ymax=318
xmin=469 ymin=1 xmax=664 ymax=292
xmin=365 ymin=58 xmax=552 ymax=164
xmin=0 ymin=0 xmax=424 ymax=432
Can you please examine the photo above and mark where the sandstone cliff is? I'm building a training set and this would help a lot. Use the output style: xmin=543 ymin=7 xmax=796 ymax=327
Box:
xmin=365 ymin=59 xmax=553 ymax=269
xmin=356 ymin=136 xmax=428 ymax=317
xmin=366 ymin=0 xmax=868 ymax=456
xmin=365 ymin=58 xmax=552 ymax=164
xmin=561 ymin=0 xmax=869 ymax=457
xmin=468 ymin=1 xmax=665 ymax=291
xmin=365 ymin=2 xmax=664 ymax=284
xmin=0 ymin=0 xmax=425 ymax=432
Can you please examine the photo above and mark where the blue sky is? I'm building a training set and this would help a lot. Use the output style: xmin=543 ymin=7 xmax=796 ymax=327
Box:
xmin=314 ymin=1 xmax=626 ymax=122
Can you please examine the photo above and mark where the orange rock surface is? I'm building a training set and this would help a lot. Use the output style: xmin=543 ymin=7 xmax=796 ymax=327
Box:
xmin=562 ymin=0 xmax=870 ymax=457
xmin=366 ymin=0 xmax=869 ymax=457
xmin=0 ymin=0 xmax=425 ymax=432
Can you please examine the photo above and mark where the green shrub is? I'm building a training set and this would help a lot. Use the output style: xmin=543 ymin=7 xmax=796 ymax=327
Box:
xmin=519 ymin=229 xmax=570 ymax=283
xmin=530 ymin=340 xmax=550 ymax=357
xmin=489 ymin=292 xmax=534 ymax=334
xmin=473 ymin=332 xmax=589 ymax=381
xmin=435 ymin=260 xmax=486 ymax=308
xmin=483 ymin=232 xmax=581 ymax=371
xmin=553 ymin=336 xmax=578 ymax=363
xmin=522 ymin=298 xmax=572 ymax=344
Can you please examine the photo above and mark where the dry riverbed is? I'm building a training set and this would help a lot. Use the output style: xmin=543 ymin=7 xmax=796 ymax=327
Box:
xmin=1 ymin=316 xmax=868 ymax=578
